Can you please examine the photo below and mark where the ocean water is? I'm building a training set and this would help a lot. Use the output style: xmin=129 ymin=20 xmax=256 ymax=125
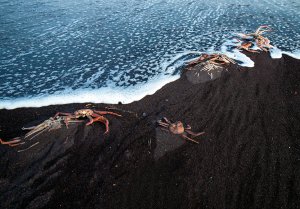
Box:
xmin=1 ymin=0 xmax=300 ymax=109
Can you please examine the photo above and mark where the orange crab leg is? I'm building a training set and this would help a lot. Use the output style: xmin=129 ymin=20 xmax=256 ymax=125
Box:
xmin=0 ymin=138 xmax=22 ymax=147
xmin=244 ymin=49 xmax=259 ymax=53
xmin=93 ymin=111 xmax=122 ymax=117
xmin=85 ymin=114 xmax=110 ymax=134
xmin=187 ymin=54 xmax=211 ymax=66
xmin=93 ymin=116 xmax=110 ymax=134
xmin=237 ymin=46 xmax=259 ymax=53
xmin=180 ymin=134 xmax=199 ymax=144
xmin=185 ymin=130 xmax=205 ymax=137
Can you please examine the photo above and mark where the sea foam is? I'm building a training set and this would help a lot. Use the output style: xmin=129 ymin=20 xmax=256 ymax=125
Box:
xmin=1 ymin=45 xmax=299 ymax=110
xmin=0 ymin=74 xmax=180 ymax=109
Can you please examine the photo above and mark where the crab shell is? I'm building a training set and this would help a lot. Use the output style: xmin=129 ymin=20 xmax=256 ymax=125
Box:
xmin=74 ymin=109 xmax=94 ymax=118
xmin=169 ymin=121 xmax=185 ymax=134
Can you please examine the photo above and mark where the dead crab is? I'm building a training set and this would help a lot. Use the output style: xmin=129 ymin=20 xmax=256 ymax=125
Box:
xmin=240 ymin=25 xmax=272 ymax=38
xmin=255 ymin=35 xmax=273 ymax=51
xmin=158 ymin=117 xmax=205 ymax=144
xmin=187 ymin=53 xmax=236 ymax=79
xmin=54 ymin=109 xmax=122 ymax=134
xmin=22 ymin=116 xmax=81 ymax=140
xmin=188 ymin=53 xmax=236 ymax=68
xmin=237 ymin=25 xmax=273 ymax=51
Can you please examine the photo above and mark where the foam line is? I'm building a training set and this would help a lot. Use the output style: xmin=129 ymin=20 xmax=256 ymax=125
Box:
xmin=0 ymin=74 xmax=180 ymax=110
xmin=1 ymin=44 xmax=299 ymax=110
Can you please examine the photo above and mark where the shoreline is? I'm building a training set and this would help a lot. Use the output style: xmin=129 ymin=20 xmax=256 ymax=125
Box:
xmin=1 ymin=46 xmax=300 ymax=110
xmin=0 ymin=52 xmax=300 ymax=209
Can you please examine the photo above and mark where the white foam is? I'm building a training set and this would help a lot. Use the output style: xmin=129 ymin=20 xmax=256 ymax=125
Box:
xmin=270 ymin=47 xmax=283 ymax=59
xmin=161 ymin=50 xmax=202 ymax=73
xmin=219 ymin=39 xmax=254 ymax=67
xmin=1 ymin=43 xmax=299 ymax=110
xmin=223 ymin=49 xmax=255 ymax=67
xmin=282 ymin=49 xmax=300 ymax=59
xmin=0 ymin=74 xmax=180 ymax=110
xmin=270 ymin=47 xmax=300 ymax=59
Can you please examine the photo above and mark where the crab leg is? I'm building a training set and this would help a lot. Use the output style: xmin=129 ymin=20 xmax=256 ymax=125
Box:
xmin=255 ymin=25 xmax=272 ymax=34
xmin=22 ymin=126 xmax=36 ymax=130
xmin=186 ymin=125 xmax=192 ymax=130
xmin=158 ymin=121 xmax=169 ymax=128
xmin=86 ymin=115 xmax=94 ymax=126
xmin=180 ymin=135 xmax=199 ymax=144
xmin=244 ymin=49 xmax=259 ymax=53
xmin=237 ymin=46 xmax=259 ymax=53
xmin=209 ymin=60 xmax=222 ymax=65
xmin=17 ymin=142 xmax=39 ymax=152
xmin=162 ymin=117 xmax=172 ymax=124
xmin=64 ymin=116 xmax=77 ymax=128
xmin=90 ymin=116 xmax=110 ymax=134
xmin=54 ymin=112 xmax=73 ymax=118
xmin=54 ymin=113 xmax=75 ymax=128
xmin=26 ymin=127 xmax=50 ymax=140
xmin=94 ymin=111 xmax=122 ymax=117
xmin=185 ymin=130 xmax=205 ymax=137
xmin=25 ymin=125 xmax=47 ymax=139
xmin=188 ymin=54 xmax=210 ymax=66
xmin=24 ymin=121 xmax=49 ymax=138
xmin=0 ymin=137 xmax=22 ymax=147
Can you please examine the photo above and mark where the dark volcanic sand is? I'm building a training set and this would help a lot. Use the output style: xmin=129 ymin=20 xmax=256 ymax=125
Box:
xmin=0 ymin=52 xmax=300 ymax=209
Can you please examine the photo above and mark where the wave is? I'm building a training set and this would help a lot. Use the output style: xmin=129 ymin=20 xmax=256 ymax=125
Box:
xmin=0 ymin=42 xmax=299 ymax=110
xmin=0 ymin=74 xmax=180 ymax=109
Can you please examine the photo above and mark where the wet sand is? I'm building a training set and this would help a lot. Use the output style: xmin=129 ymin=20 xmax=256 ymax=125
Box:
xmin=0 ymin=52 xmax=300 ymax=209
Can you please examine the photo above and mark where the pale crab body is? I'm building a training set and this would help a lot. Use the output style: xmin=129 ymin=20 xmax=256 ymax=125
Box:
xmin=22 ymin=116 xmax=81 ymax=140
xmin=0 ymin=116 xmax=79 ymax=148
xmin=74 ymin=109 xmax=94 ymax=118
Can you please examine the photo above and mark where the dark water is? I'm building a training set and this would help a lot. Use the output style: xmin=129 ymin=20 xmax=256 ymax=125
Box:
xmin=0 ymin=0 xmax=299 ymax=108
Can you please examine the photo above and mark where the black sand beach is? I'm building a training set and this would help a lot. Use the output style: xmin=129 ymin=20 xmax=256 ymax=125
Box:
xmin=0 ymin=52 xmax=300 ymax=209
